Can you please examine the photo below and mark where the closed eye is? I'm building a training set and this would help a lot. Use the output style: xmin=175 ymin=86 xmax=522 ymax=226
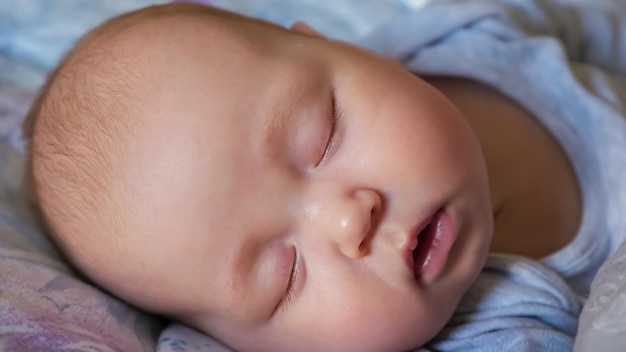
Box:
xmin=277 ymin=248 xmax=299 ymax=312
xmin=318 ymin=96 xmax=342 ymax=165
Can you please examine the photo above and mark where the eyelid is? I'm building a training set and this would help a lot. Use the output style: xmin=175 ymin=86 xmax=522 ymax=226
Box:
xmin=277 ymin=247 xmax=299 ymax=312
xmin=319 ymin=97 xmax=342 ymax=164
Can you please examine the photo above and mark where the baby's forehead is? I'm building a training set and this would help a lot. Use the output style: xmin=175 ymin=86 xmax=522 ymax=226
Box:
xmin=107 ymin=5 xmax=278 ymax=48
xmin=65 ymin=4 xmax=269 ymax=76
xmin=56 ymin=7 xmax=261 ymax=115
xmin=37 ymin=2 xmax=301 ymax=241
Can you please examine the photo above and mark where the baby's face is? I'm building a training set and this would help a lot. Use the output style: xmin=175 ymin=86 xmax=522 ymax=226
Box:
xmin=81 ymin=14 xmax=493 ymax=352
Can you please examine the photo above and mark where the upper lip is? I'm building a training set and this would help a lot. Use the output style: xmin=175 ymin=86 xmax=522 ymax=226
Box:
xmin=403 ymin=211 xmax=436 ymax=269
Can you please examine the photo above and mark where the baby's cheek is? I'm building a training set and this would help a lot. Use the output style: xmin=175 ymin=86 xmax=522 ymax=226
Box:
xmin=289 ymin=278 xmax=432 ymax=351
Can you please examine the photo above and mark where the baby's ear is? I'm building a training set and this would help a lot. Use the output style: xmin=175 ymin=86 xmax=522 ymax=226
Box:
xmin=290 ymin=21 xmax=325 ymax=38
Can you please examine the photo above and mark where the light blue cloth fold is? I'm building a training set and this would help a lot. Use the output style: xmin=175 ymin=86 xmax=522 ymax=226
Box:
xmin=427 ymin=256 xmax=582 ymax=351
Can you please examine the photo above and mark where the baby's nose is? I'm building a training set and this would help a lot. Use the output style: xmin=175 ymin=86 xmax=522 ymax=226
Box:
xmin=303 ymin=188 xmax=382 ymax=259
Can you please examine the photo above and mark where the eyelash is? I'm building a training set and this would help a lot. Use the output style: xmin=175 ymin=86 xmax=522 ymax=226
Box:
xmin=319 ymin=97 xmax=342 ymax=164
xmin=278 ymin=248 xmax=299 ymax=311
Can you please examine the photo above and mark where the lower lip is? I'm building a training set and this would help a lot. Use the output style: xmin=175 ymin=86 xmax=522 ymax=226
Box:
xmin=412 ymin=209 xmax=458 ymax=282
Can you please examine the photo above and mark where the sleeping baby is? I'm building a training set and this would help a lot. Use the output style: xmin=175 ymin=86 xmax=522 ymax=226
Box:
xmin=22 ymin=1 xmax=626 ymax=351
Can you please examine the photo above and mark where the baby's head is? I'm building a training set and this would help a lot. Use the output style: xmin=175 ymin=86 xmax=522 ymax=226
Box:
xmin=24 ymin=3 xmax=494 ymax=351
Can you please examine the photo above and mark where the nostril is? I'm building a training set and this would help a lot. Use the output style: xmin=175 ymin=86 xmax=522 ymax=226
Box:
xmin=370 ymin=198 xmax=383 ymax=226
xmin=358 ymin=235 xmax=372 ymax=257
xmin=342 ymin=189 xmax=383 ymax=258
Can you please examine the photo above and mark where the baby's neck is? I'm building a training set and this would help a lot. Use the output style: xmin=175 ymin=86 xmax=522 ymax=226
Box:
xmin=426 ymin=76 xmax=582 ymax=259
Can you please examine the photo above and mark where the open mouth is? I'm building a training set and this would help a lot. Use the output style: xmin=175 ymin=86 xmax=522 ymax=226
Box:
xmin=411 ymin=209 xmax=457 ymax=281
xmin=413 ymin=221 xmax=436 ymax=278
